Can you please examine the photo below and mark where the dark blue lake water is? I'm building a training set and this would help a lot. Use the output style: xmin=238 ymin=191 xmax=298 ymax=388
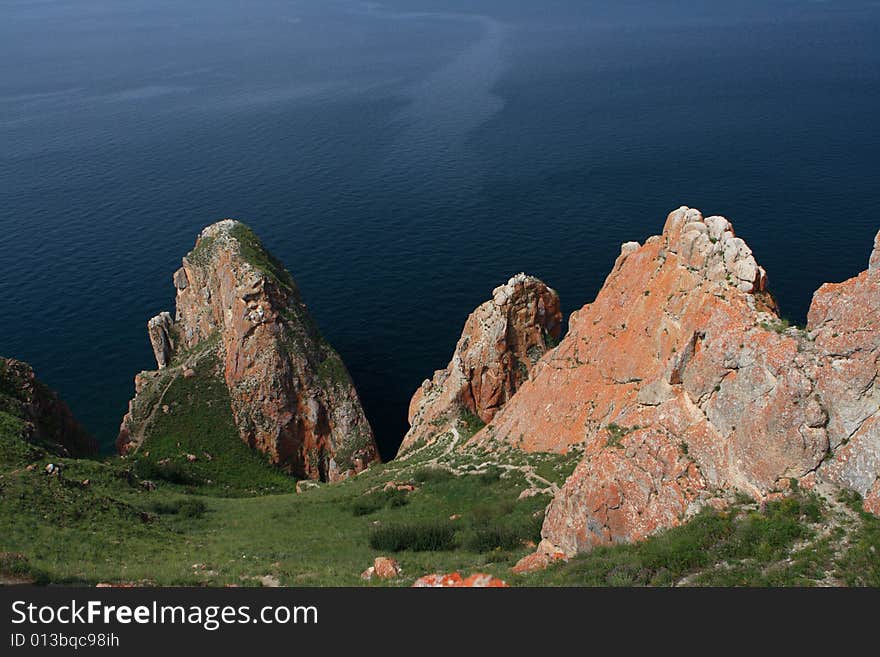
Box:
xmin=2 ymin=0 xmax=879 ymax=458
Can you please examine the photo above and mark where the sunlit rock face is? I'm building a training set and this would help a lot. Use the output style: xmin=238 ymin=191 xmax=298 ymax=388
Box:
xmin=458 ymin=208 xmax=879 ymax=559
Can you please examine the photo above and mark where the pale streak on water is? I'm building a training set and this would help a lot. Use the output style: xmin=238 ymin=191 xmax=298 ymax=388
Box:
xmin=369 ymin=11 xmax=508 ymax=196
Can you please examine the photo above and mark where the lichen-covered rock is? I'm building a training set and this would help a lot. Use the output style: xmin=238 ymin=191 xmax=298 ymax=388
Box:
xmin=398 ymin=273 xmax=561 ymax=455
xmin=0 ymin=357 xmax=97 ymax=457
xmin=117 ymin=219 xmax=379 ymax=481
xmin=539 ymin=400 xmax=718 ymax=556
xmin=470 ymin=208 xmax=880 ymax=562
xmin=808 ymin=230 xmax=880 ymax=511
xmin=412 ymin=572 xmax=508 ymax=587
xmin=511 ymin=540 xmax=567 ymax=574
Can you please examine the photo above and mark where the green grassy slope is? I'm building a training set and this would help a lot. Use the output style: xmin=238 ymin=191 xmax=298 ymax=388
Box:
xmin=2 ymin=411 xmax=878 ymax=586
xmin=125 ymin=352 xmax=294 ymax=497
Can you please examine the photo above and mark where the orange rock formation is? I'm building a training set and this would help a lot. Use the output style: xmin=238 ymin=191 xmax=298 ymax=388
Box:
xmin=447 ymin=207 xmax=879 ymax=559
xmin=399 ymin=273 xmax=561 ymax=455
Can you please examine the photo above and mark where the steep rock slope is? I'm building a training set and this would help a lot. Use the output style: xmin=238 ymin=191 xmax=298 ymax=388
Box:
xmin=0 ymin=357 xmax=97 ymax=457
xmin=809 ymin=245 xmax=880 ymax=515
xmin=398 ymin=274 xmax=561 ymax=455
xmin=117 ymin=220 xmax=378 ymax=481
xmin=459 ymin=207 xmax=879 ymax=557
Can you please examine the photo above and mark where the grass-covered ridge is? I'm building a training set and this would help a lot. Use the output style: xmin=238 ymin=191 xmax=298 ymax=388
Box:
xmin=185 ymin=220 xmax=298 ymax=293
xmin=228 ymin=222 xmax=299 ymax=292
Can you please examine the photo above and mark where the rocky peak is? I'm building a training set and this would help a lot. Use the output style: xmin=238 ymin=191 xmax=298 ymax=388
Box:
xmin=438 ymin=207 xmax=880 ymax=560
xmin=0 ymin=357 xmax=97 ymax=457
xmin=117 ymin=219 xmax=379 ymax=482
xmin=397 ymin=273 xmax=561 ymax=455
xmin=660 ymin=207 xmax=768 ymax=293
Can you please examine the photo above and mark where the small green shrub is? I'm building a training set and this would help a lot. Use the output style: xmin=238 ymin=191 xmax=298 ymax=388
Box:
xmin=369 ymin=522 xmax=456 ymax=552
xmin=759 ymin=318 xmax=796 ymax=334
xmin=471 ymin=500 xmax=515 ymax=524
xmin=463 ymin=513 xmax=543 ymax=553
xmin=413 ymin=466 xmax=454 ymax=484
xmin=0 ymin=552 xmax=47 ymax=584
xmin=832 ymin=490 xmax=880 ymax=586
xmin=134 ymin=459 xmax=200 ymax=486
xmin=149 ymin=498 xmax=207 ymax=519
xmin=0 ymin=552 xmax=31 ymax=577
xmin=458 ymin=411 xmax=486 ymax=439
xmin=524 ymin=491 xmax=829 ymax=586
xmin=478 ymin=465 xmax=503 ymax=485
xmin=351 ymin=488 xmax=409 ymax=516
xmin=463 ymin=525 xmax=526 ymax=552
xmin=462 ymin=499 xmax=542 ymax=552
xmin=605 ymin=423 xmax=634 ymax=448
xmin=351 ymin=495 xmax=385 ymax=517
xmin=387 ymin=490 xmax=409 ymax=508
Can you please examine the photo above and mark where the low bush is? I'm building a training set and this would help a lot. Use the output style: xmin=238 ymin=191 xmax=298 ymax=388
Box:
xmin=369 ymin=522 xmax=456 ymax=552
xmin=0 ymin=552 xmax=47 ymax=584
xmin=471 ymin=500 xmax=515 ymax=524
xmin=478 ymin=466 xmax=504 ymax=485
xmin=464 ymin=500 xmax=542 ymax=552
xmin=134 ymin=459 xmax=200 ymax=486
xmin=351 ymin=495 xmax=385 ymax=517
xmin=149 ymin=498 xmax=207 ymax=519
xmin=412 ymin=467 xmax=454 ymax=484
xmin=526 ymin=491 xmax=828 ymax=586
xmin=351 ymin=488 xmax=409 ymax=516
xmin=458 ymin=411 xmax=486 ymax=439
xmin=834 ymin=492 xmax=880 ymax=586
xmin=463 ymin=524 xmax=529 ymax=552
xmin=387 ymin=489 xmax=409 ymax=508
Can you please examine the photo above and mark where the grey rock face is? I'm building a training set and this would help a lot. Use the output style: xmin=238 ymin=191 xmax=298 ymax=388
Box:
xmin=147 ymin=311 xmax=175 ymax=369
xmin=173 ymin=267 xmax=189 ymax=290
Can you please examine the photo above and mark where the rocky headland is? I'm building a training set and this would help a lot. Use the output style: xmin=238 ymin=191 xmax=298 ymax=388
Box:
xmin=113 ymin=207 xmax=880 ymax=558
xmin=2 ymin=207 xmax=879 ymax=587
xmin=432 ymin=206 xmax=880 ymax=563
xmin=116 ymin=219 xmax=379 ymax=482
